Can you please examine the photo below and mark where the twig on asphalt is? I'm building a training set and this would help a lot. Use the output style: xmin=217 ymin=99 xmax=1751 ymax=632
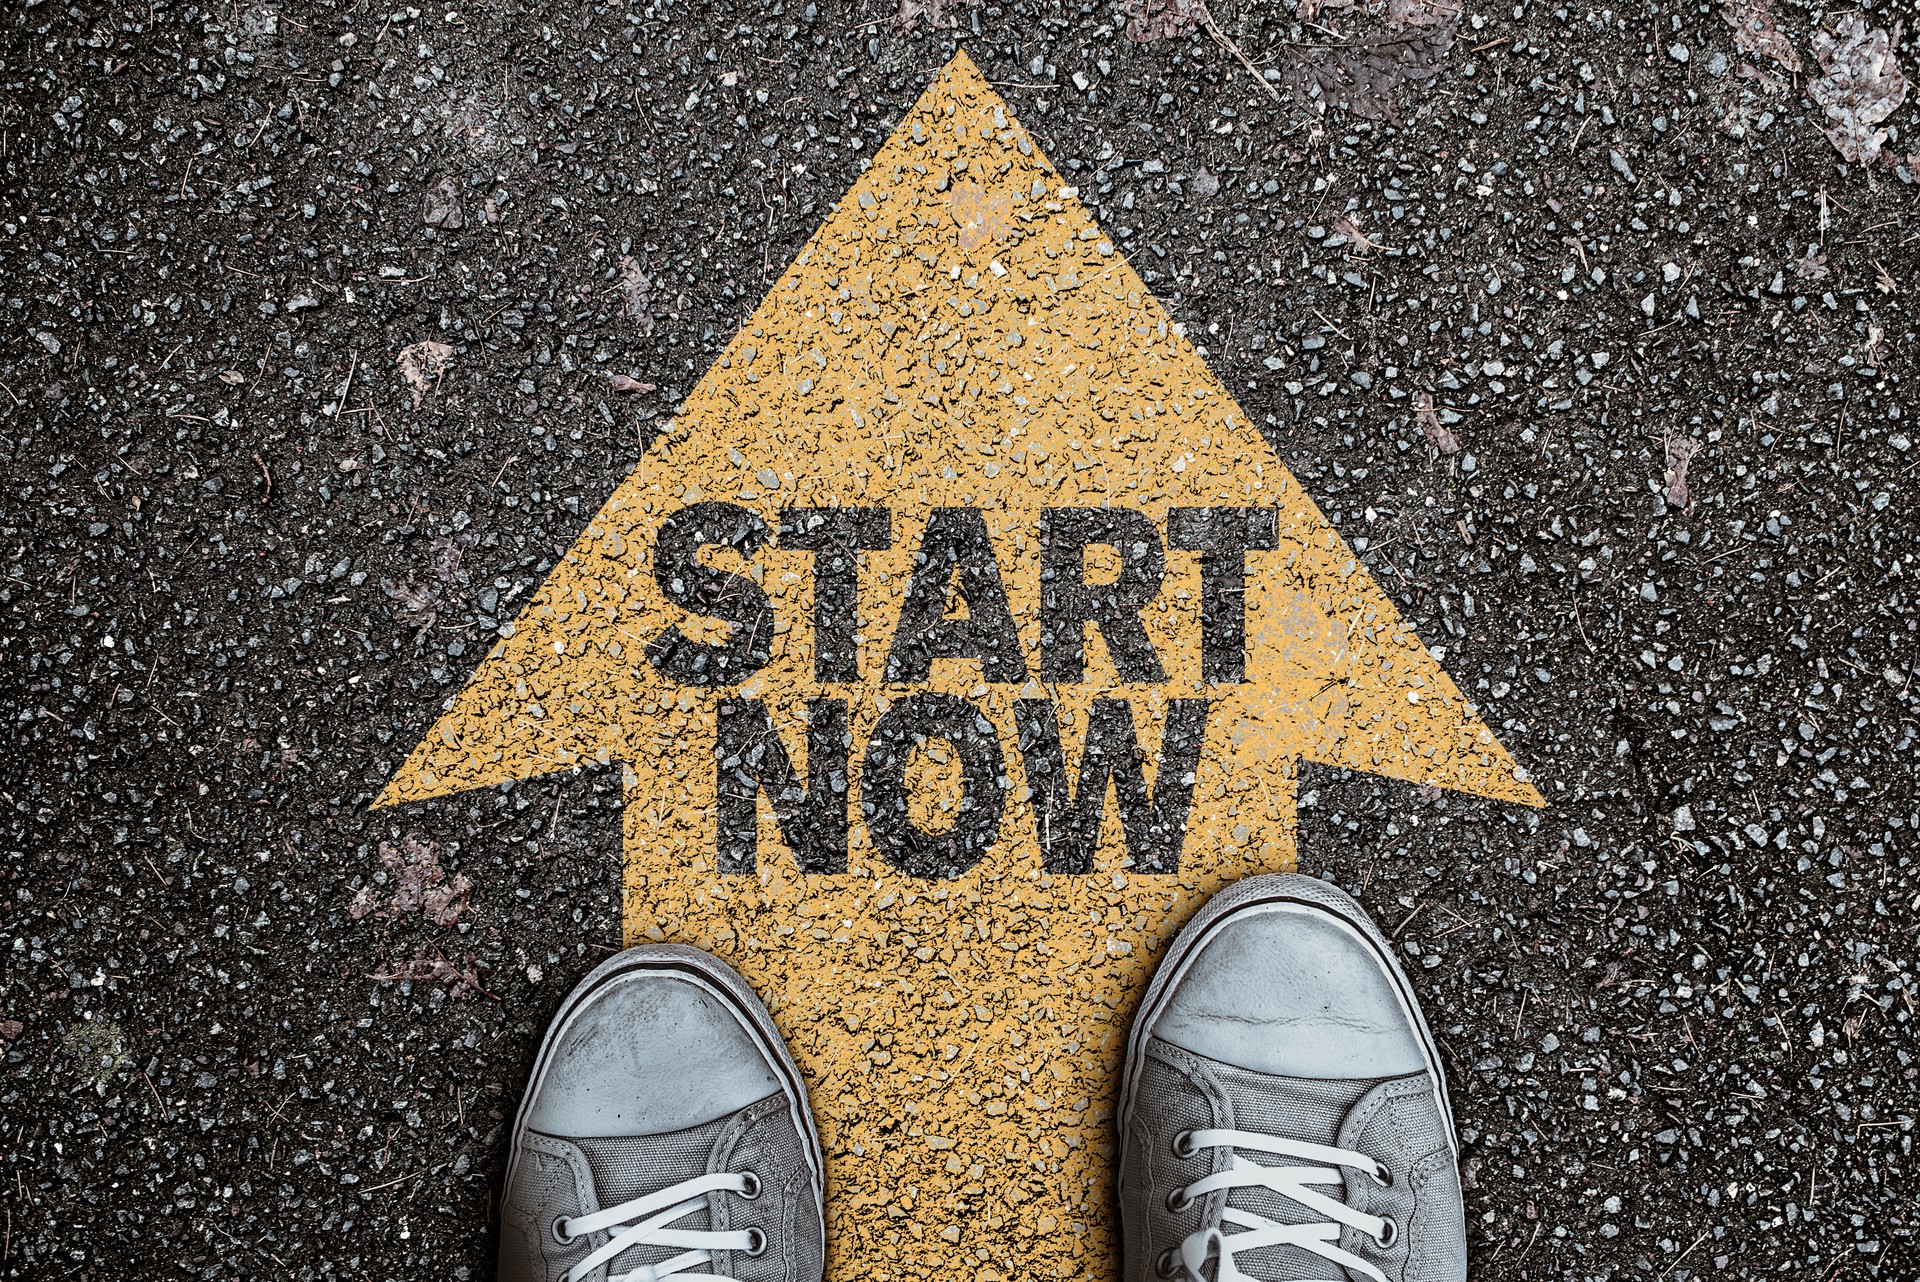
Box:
xmin=1194 ymin=0 xmax=1283 ymax=101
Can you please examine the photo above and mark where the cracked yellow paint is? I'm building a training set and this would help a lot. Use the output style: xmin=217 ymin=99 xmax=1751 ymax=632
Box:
xmin=378 ymin=51 xmax=1540 ymax=1281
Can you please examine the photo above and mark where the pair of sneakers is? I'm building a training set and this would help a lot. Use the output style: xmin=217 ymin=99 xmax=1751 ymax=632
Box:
xmin=498 ymin=874 xmax=1466 ymax=1282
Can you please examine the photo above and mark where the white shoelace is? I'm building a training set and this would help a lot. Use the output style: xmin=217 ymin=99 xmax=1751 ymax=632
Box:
xmin=555 ymin=1170 xmax=763 ymax=1282
xmin=1166 ymin=1129 xmax=1396 ymax=1282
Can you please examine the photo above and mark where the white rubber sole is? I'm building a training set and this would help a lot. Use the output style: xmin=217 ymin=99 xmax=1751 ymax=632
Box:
xmin=501 ymin=944 xmax=826 ymax=1228
xmin=1117 ymin=873 xmax=1459 ymax=1178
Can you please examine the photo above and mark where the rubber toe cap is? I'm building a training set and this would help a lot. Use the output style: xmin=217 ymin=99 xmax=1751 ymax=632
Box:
xmin=525 ymin=971 xmax=782 ymax=1137
xmin=1151 ymin=906 xmax=1428 ymax=1079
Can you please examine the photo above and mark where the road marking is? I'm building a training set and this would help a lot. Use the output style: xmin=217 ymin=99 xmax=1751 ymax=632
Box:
xmin=380 ymin=51 xmax=1541 ymax=1280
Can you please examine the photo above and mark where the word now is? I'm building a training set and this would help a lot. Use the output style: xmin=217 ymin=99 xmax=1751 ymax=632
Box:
xmin=715 ymin=694 xmax=1210 ymax=881
xmin=645 ymin=502 xmax=1279 ymax=688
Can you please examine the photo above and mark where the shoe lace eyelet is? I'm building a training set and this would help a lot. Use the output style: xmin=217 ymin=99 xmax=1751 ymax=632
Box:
xmin=550 ymin=1216 xmax=574 ymax=1246
xmin=1375 ymin=1217 xmax=1399 ymax=1248
xmin=1155 ymin=1247 xmax=1181 ymax=1277
xmin=743 ymin=1226 xmax=768 ymax=1257
xmin=1370 ymin=1164 xmax=1394 ymax=1189
xmin=1165 ymin=1187 xmax=1193 ymax=1213
xmin=1171 ymin=1130 xmax=1197 ymax=1158
xmin=738 ymin=1171 xmax=763 ymax=1200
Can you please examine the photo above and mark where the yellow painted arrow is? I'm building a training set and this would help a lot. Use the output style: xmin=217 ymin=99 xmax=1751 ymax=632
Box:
xmin=379 ymin=51 xmax=1540 ymax=1281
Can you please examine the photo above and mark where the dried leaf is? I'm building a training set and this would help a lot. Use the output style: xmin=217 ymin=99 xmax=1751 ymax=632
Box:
xmin=617 ymin=255 xmax=656 ymax=335
xmin=422 ymin=873 xmax=473 ymax=927
xmin=369 ymin=946 xmax=493 ymax=1000
xmin=1719 ymin=0 xmax=1801 ymax=75
xmin=1281 ymin=20 xmax=1458 ymax=120
xmin=0 ymin=1018 xmax=22 ymax=1041
xmin=893 ymin=0 xmax=972 ymax=33
xmin=353 ymin=837 xmax=474 ymax=928
xmin=429 ymin=533 xmax=470 ymax=585
xmin=1189 ymin=167 xmax=1222 ymax=199
xmin=1734 ymin=61 xmax=1788 ymax=94
xmin=1124 ymin=0 xmax=1205 ymax=43
xmin=1296 ymin=0 xmax=1356 ymax=23
xmin=383 ymin=579 xmax=442 ymax=631
xmin=1809 ymin=16 xmax=1909 ymax=165
xmin=1415 ymin=391 xmax=1460 ymax=455
xmin=1386 ymin=0 xmax=1457 ymax=30
xmin=1333 ymin=213 xmax=1384 ymax=256
xmin=381 ymin=838 xmax=436 ymax=914
xmin=609 ymin=374 xmax=657 ymax=394
xmin=423 ymin=175 xmax=464 ymax=229
xmin=1791 ymin=250 xmax=1829 ymax=281
xmin=396 ymin=339 xmax=455 ymax=409
xmin=1664 ymin=436 xmax=1701 ymax=511
xmin=374 ymin=836 xmax=472 ymax=925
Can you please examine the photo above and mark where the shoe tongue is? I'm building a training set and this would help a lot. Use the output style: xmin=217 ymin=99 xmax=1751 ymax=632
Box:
xmin=1215 ymin=1064 xmax=1373 ymax=1148
xmin=557 ymin=1112 xmax=735 ymax=1275
xmin=1209 ymin=1064 xmax=1377 ymax=1282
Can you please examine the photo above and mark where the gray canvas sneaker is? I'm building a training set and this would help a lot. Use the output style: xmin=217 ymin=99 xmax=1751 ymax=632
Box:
xmin=498 ymin=945 xmax=826 ymax=1282
xmin=1119 ymin=874 xmax=1467 ymax=1282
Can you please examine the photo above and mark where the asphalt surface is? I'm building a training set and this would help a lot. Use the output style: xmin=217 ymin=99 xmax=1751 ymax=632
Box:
xmin=3 ymin=1 xmax=1917 ymax=1279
